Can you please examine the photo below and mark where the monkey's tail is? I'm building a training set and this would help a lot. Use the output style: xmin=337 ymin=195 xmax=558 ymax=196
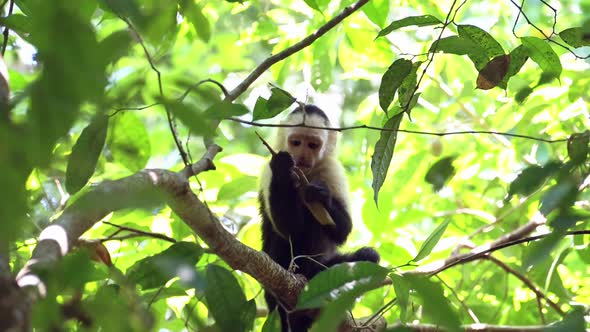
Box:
xmin=324 ymin=247 xmax=380 ymax=267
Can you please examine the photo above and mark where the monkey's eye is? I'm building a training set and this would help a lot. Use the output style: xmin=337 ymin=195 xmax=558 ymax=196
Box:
xmin=290 ymin=140 xmax=301 ymax=147
xmin=308 ymin=142 xmax=320 ymax=150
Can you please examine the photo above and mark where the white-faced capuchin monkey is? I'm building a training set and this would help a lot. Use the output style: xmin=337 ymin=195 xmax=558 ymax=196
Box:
xmin=259 ymin=104 xmax=380 ymax=332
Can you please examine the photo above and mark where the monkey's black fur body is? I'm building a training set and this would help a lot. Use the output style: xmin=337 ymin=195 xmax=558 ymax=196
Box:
xmin=259 ymin=105 xmax=380 ymax=332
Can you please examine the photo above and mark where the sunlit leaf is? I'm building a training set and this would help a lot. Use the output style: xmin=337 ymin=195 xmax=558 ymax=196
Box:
xmin=66 ymin=115 xmax=108 ymax=194
xmin=391 ymin=274 xmax=410 ymax=323
xmin=429 ymin=36 xmax=480 ymax=55
xmin=204 ymin=100 xmax=250 ymax=119
xmin=379 ymin=59 xmax=413 ymax=112
xmin=371 ymin=112 xmax=404 ymax=205
xmin=297 ymin=261 xmax=389 ymax=309
xmin=180 ymin=0 xmax=211 ymax=42
xmin=0 ymin=14 xmax=31 ymax=37
xmin=413 ymin=219 xmax=450 ymax=262
xmin=261 ymin=310 xmax=281 ymax=332
xmin=458 ymin=24 xmax=505 ymax=70
xmin=217 ymin=176 xmax=258 ymax=201
xmin=109 ymin=111 xmax=151 ymax=172
xmin=362 ymin=0 xmax=390 ymax=28
xmin=424 ymin=156 xmax=456 ymax=191
xmin=252 ymin=88 xmax=295 ymax=121
xmin=499 ymin=44 xmax=529 ymax=89
xmin=168 ymin=100 xmax=216 ymax=137
xmin=99 ymin=30 xmax=133 ymax=65
xmin=127 ymin=242 xmax=203 ymax=290
xmin=377 ymin=15 xmax=442 ymax=38
xmin=545 ymin=307 xmax=586 ymax=332
xmin=403 ymin=275 xmax=462 ymax=331
xmin=559 ymin=27 xmax=590 ymax=48
xmin=521 ymin=36 xmax=562 ymax=79
xmin=398 ymin=61 xmax=421 ymax=110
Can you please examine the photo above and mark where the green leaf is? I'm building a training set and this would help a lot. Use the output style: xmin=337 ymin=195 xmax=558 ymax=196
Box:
xmin=507 ymin=161 xmax=562 ymax=199
xmin=458 ymin=25 xmax=505 ymax=70
xmin=168 ymin=101 xmax=216 ymax=137
xmin=362 ymin=0 xmax=390 ymax=28
xmin=99 ymin=30 xmax=133 ymax=65
xmin=180 ymin=0 xmax=211 ymax=42
xmin=413 ymin=219 xmax=450 ymax=262
xmin=217 ymin=176 xmax=258 ymax=201
xmin=424 ymin=156 xmax=456 ymax=191
xmin=310 ymin=292 xmax=356 ymax=332
xmin=391 ymin=274 xmax=410 ymax=323
xmin=204 ymin=100 xmax=250 ymax=120
xmin=545 ymin=307 xmax=586 ymax=332
xmin=403 ymin=275 xmax=461 ymax=332
xmin=398 ymin=61 xmax=421 ymax=110
xmin=559 ymin=27 xmax=590 ymax=48
xmin=127 ymin=242 xmax=203 ymax=290
xmin=261 ymin=310 xmax=281 ymax=332
xmin=567 ymin=131 xmax=589 ymax=165
xmin=521 ymin=36 xmax=562 ymax=79
xmin=498 ymin=44 xmax=529 ymax=89
xmin=303 ymin=0 xmax=321 ymax=12
xmin=109 ymin=111 xmax=151 ymax=172
xmin=515 ymin=86 xmax=534 ymax=104
xmin=540 ymin=178 xmax=578 ymax=216
xmin=0 ymin=14 xmax=31 ymax=36
xmin=429 ymin=35 xmax=480 ymax=55
xmin=206 ymin=265 xmax=254 ymax=332
xmin=297 ymin=261 xmax=389 ymax=309
xmin=377 ymin=15 xmax=442 ymax=38
xmin=99 ymin=0 xmax=141 ymax=21
xmin=379 ymin=59 xmax=413 ymax=112
xmin=252 ymin=88 xmax=295 ymax=121
xmin=371 ymin=112 xmax=404 ymax=205
xmin=66 ymin=115 xmax=108 ymax=194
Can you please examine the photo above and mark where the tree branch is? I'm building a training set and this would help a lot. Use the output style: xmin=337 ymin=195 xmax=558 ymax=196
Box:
xmin=225 ymin=0 xmax=370 ymax=102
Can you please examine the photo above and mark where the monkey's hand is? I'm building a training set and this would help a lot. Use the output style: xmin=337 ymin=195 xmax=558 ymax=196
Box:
xmin=270 ymin=151 xmax=295 ymax=178
xmin=303 ymin=182 xmax=332 ymax=208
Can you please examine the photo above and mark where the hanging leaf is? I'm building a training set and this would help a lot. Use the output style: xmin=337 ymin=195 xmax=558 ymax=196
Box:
xmin=377 ymin=15 xmax=442 ymax=38
xmin=297 ymin=261 xmax=389 ymax=309
xmin=476 ymin=54 xmax=511 ymax=90
xmin=205 ymin=265 xmax=255 ymax=332
xmin=398 ymin=61 xmax=421 ymax=110
xmin=371 ymin=112 xmax=404 ymax=205
xmin=126 ymin=242 xmax=203 ymax=290
xmin=458 ymin=25 xmax=505 ymax=70
xmin=179 ymin=0 xmax=211 ymax=42
xmin=515 ymin=86 xmax=534 ymax=104
xmin=507 ymin=161 xmax=562 ymax=199
xmin=521 ymin=36 xmax=562 ymax=80
xmin=66 ymin=115 xmax=109 ymax=194
xmin=559 ymin=27 xmax=590 ymax=48
xmin=261 ymin=310 xmax=281 ymax=332
xmin=109 ymin=112 xmax=151 ymax=172
xmin=413 ymin=219 xmax=451 ymax=262
xmin=429 ymin=36 xmax=480 ymax=55
xmin=424 ymin=156 xmax=456 ymax=191
xmin=567 ymin=131 xmax=589 ymax=165
xmin=379 ymin=59 xmax=413 ymax=112
xmin=204 ymin=100 xmax=249 ymax=120
xmin=252 ymin=88 xmax=295 ymax=121
xmin=498 ymin=45 xmax=529 ymax=89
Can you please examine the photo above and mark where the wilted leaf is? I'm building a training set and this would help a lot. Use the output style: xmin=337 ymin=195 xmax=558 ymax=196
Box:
xmin=424 ymin=156 xmax=455 ymax=191
xmin=476 ymin=54 xmax=511 ymax=90
xmin=379 ymin=59 xmax=413 ymax=112
xmin=413 ymin=219 xmax=450 ymax=262
xmin=371 ymin=112 xmax=404 ymax=205
xmin=377 ymin=15 xmax=442 ymax=38
xmin=66 ymin=115 xmax=108 ymax=194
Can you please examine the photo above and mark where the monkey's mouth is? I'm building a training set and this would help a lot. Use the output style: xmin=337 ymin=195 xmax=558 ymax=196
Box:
xmin=296 ymin=163 xmax=312 ymax=172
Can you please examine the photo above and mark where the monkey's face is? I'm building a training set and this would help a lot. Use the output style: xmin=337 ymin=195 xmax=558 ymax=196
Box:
xmin=286 ymin=131 xmax=327 ymax=172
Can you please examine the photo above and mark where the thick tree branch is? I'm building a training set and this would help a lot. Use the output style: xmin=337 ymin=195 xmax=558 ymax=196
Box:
xmin=16 ymin=144 xmax=304 ymax=308
xmin=388 ymin=323 xmax=560 ymax=331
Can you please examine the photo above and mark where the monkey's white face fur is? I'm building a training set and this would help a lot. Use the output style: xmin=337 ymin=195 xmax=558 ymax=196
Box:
xmin=277 ymin=112 xmax=335 ymax=172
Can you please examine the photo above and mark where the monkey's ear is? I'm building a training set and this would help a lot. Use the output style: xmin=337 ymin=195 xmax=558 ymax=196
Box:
xmin=325 ymin=131 xmax=339 ymax=156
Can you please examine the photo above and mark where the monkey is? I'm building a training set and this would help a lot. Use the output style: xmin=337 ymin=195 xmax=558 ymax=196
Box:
xmin=258 ymin=104 xmax=380 ymax=331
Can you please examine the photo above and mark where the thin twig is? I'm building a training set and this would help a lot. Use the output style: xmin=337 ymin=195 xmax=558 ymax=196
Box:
xmin=232 ymin=117 xmax=568 ymax=143
xmin=102 ymin=221 xmax=177 ymax=243
xmin=1 ymin=0 xmax=14 ymax=55
xmin=225 ymin=0 xmax=370 ymax=101
xmin=485 ymin=255 xmax=564 ymax=316
xmin=255 ymin=131 xmax=276 ymax=156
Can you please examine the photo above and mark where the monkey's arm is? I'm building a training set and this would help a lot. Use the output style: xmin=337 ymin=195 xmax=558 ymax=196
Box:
xmin=267 ymin=152 xmax=306 ymax=237
xmin=304 ymin=183 xmax=352 ymax=244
